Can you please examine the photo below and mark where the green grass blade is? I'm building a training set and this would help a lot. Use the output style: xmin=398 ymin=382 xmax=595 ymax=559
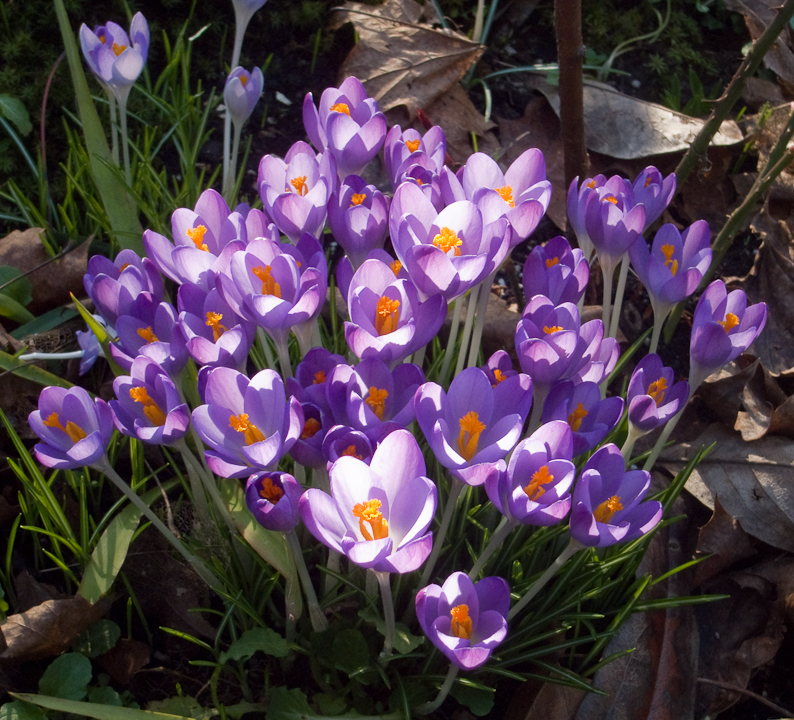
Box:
xmin=0 ymin=350 xmax=74 ymax=389
xmin=11 ymin=694 xmax=193 ymax=720
xmin=0 ymin=293 xmax=35 ymax=324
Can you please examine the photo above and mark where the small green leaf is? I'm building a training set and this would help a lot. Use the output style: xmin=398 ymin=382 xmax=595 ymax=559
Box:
xmin=331 ymin=629 xmax=370 ymax=675
xmin=10 ymin=306 xmax=79 ymax=340
xmin=313 ymin=693 xmax=347 ymax=716
xmin=219 ymin=627 xmax=289 ymax=664
xmin=145 ymin=697 xmax=211 ymax=720
xmin=0 ymin=267 xmax=33 ymax=306
xmin=73 ymin=619 xmax=121 ymax=658
xmin=0 ymin=96 xmax=32 ymax=136
xmin=266 ymin=688 xmax=315 ymax=720
xmin=12 ymin=693 xmax=194 ymax=720
xmin=0 ymin=701 xmax=48 ymax=720
xmin=359 ymin=607 xmax=424 ymax=654
xmin=449 ymin=683 xmax=494 ymax=717
xmin=0 ymin=349 xmax=74 ymax=389
xmin=38 ymin=652 xmax=92 ymax=700
xmin=88 ymin=687 xmax=123 ymax=707
xmin=0 ymin=294 xmax=35 ymax=324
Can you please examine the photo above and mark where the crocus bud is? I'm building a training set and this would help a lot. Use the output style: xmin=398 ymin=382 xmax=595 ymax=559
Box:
xmin=224 ymin=67 xmax=264 ymax=127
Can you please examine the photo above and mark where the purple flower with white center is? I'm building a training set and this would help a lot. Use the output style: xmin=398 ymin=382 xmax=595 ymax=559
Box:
xmin=584 ymin=185 xmax=646 ymax=274
xmin=322 ymin=425 xmax=374 ymax=466
xmin=415 ymin=367 xmax=533 ymax=486
xmin=191 ymin=367 xmax=303 ymax=478
xmin=110 ymin=356 xmax=190 ymax=445
xmin=570 ymin=444 xmax=662 ymax=547
xmin=543 ymin=381 xmax=624 ymax=456
xmin=327 ymin=175 xmax=390 ymax=269
xmin=300 ymin=429 xmax=437 ymax=573
xmin=246 ymin=471 xmax=303 ymax=533
xmin=689 ymin=280 xmax=767 ymax=390
xmin=224 ymin=67 xmax=264 ymax=127
xmin=177 ymin=284 xmax=255 ymax=370
xmin=627 ymin=354 xmax=689 ymax=434
xmin=384 ymin=125 xmax=446 ymax=188
xmin=29 ymin=387 xmax=114 ymax=470
xmin=416 ymin=572 xmax=509 ymax=670
xmin=522 ymin=235 xmax=589 ymax=306
xmin=258 ymin=141 xmax=336 ymax=242
xmin=481 ymin=350 xmax=517 ymax=388
xmin=287 ymin=347 xmax=347 ymax=415
xmin=485 ymin=421 xmax=576 ymax=527
xmin=302 ymin=76 xmax=387 ymax=178
xmin=345 ymin=257 xmax=447 ymax=368
xmin=567 ymin=174 xmax=626 ymax=262
xmin=392 ymin=183 xmax=510 ymax=301
xmin=627 ymin=166 xmax=676 ymax=230
xmin=79 ymin=13 xmax=149 ymax=102
xmin=326 ymin=358 xmax=423 ymax=443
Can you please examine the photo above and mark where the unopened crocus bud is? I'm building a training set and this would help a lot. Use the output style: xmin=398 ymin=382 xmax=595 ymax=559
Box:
xmin=246 ymin=471 xmax=302 ymax=532
xmin=224 ymin=67 xmax=264 ymax=127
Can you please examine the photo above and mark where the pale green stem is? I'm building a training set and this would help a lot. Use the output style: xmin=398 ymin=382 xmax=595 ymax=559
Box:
xmin=648 ymin=298 xmax=672 ymax=355
xmin=416 ymin=664 xmax=459 ymax=715
xmin=468 ymin=517 xmax=512 ymax=579
xmin=257 ymin=328 xmax=277 ymax=371
xmin=294 ymin=320 xmax=317 ymax=357
xmin=178 ymin=443 xmax=212 ymax=529
xmin=275 ymin=336 xmax=293 ymax=379
xmin=286 ymin=529 xmax=328 ymax=632
xmin=376 ymin=571 xmax=395 ymax=661
xmin=642 ymin=385 xmax=694 ymax=472
xmin=366 ymin=569 xmax=378 ymax=598
xmin=620 ymin=422 xmax=646 ymax=464
xmin=293 ymin=462 xmax=306 ymax=487
xmin=313 ymin=465 xmax=330 ymax=493
xmin=454 ymin=286 xmax=480 ymax=378
xmin=418 ymin=479 xmax=464 ymax=588
xmin=440 ymin=299 xmax=462 ymax=383
xmin=508 ymin=537 xmax=582 ymax=621
xmin=223 ymin=121 xmax=243 ymax=203
xmin=324 ymin=549 xmax=341 ymax=597
xmin=608 ymin=253 xmax=630 ymax=339
xmin=600 ymin=256 xmax=616 ymax=337
xmin=527 ymin=385 xmax=549 ymax=435
xmin=223 ymin=111 xmax=231 ymax=203
xmin=467 ymin=270 xmax=496 ymax=368
xmin=412 ymin=345 xmax=426 ymax=369
xmin=117 ymin=93 xmax=131 ymax=186
xmin=19 ymin=350 xmax=84 ymax=361
xmin=224 ymin=5 xmax=251 ymax=194
xmin=106 ymin=90 xmax=119 ymax=167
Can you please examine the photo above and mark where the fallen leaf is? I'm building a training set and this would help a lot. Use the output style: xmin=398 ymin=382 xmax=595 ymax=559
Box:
xmin=662 ymin=423 xmax=794 ymax=552
xmin=96 ymin=639 xmax=151 ymax=687
xmin=330 ymin=0 xmax=484 ymax=116
xmin=508 ymin=681 xmax=586 ymax=720
xmin=747 ymin=556 xmax=794 ymax=626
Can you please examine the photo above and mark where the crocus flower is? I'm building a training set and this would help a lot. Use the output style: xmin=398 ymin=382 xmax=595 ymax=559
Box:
xmin=415 ymin=367 xmax=533 ymax=486
xmin=224 ymin=67 xmax=264 ymax=127
xmin=79 ymin=13 xmax=149 ymax=102
xmin=29 ymin=387 xmax=114 ymax=470
xmin=300 ymin=429 xmax=437 ymax=573
xmin=627 ymin=166 xmax=676 ymax=230
xmin=246 ymin=471 xmax=303 ymax=533
xmin=543 ymin=381 xmax=624 ymax=456
xmin=384 ymin=125 xmax=446 ymax=189
xmin=570 ymin=336 xmax=620 ymax=385
xmin=569 ymin=444 xmax=663 ymax=547
xmin=416 ymin=572 xmax=510 ymax=670
xmin=289 ymin=401 xmax=330 ymax=469
xmin=626 ymin=354 xmax=689 ymax=434
xmin=287 ymin=347 xmax=347 ymax=416
xmin=110 ymin=356 xmax=190 ymax=445
xmin=302 ymin=76 xmax=387 ymax=178
xmin=344 ymin=257 xmax=447 ymax=368
xmin=485 ymin=421 xmax=576 ymax=526
xmin=481 ymin=350 xmax=517 ymax=388
xmin=689 ymin=280 xmax=767 ymax=390
xmin=567 ymin=174 xmax=625 ymax=262
xmin=321 ymin=425 xmax=375 ymax=466
xmin=75 ymin=317 xmax=106 ymax=375
xmin=522 ymin=235 xmax=589 ymax=306
xmin=191 ymin=367 xmax=303 ymax=478
xmin=327 ymin=175 xmax=390 ymax=269
xmin=584 ymin=186 xmax=645 ymax=274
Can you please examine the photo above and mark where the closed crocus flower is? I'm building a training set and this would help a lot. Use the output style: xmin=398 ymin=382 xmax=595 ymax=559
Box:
xmin=29 ymin=387 xmax=114 ymax=470
xmin=522 ymin=235 xmax=589 ymax=306
xmin=384 ymin=125 xmax=446 ymax=189
xmin=415 ymin=367 xmax=533 ymax=486
xmin=627 ymin=354 xmax=689 ymax=434
xmin=287 ymin=347 xmax=347 ymax=416
xmin=300 ymin=429 xmax=437 ymax=573
xmin=321 ymin=425 xmax=375 ymax=466
xmin=191 ymin=367 xmax=303 ymax=478
xmin=481 ymin=350 xmax=517 ymax=388
xmin=224 ymin=67 xmax=264 ymax=127
xmin=584 ymin=185 xmax=646 ymax=273
xmin=416 ymin=572 xmax=510 ymax=670
xmin=627 ymin=166 xmax=676 ymax=230
xmin=302 ymin=76 xmax=387 ymax=178
xmin=567 ymin=174 xmax=626 ymax=262
xmin=110 ymin=356 xmax=190 ymax=445
xmin=246 ymin=471 xmax=302 ymax=533
xmin=288 ymin=401 xmax=330 ymax=469
xmin=570 ymin=444 xmax=662 ymax=547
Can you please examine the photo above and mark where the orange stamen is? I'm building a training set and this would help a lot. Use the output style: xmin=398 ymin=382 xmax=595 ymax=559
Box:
xmin=593 ymin=495 xmax=623 ymax=523
xmin=350 ymin=193 xmax=366 ymax=207
xmin=660 ymin=243 xmax=678 ymax=276
xmin=450 ymin=605 xmax=473 ymax=640
xmin=119 ymin=263 xmax=131 ymax=271
xmin=251 ymin=265 xmax=282 ymax=298
xmin=457 ymin=411 xmax=486 ymax=462
xmin=719 ymin=313 xmax=740 ymax=333
xmin=406 ymin=139 xmax=421 ymax=152
xmin=567 ymin=403 xmax=588 ymax=432
xmin=112 ymin=43 xmax=127 ymax=56
xmin=129 ymin=387 xmax=167 ymax=426
xmin=240 ymin=75 xmax=248 ymax=87
xmin=390 ymin=259 xmax=403 ymax=276
xmin=647 ymin=377 xmax=667 ymax=406
xmin=496 ymin=185 xmax=515 ymax=208
xmin=523 ymin=465 xmax=554 ymax=501
xmin=229 ymin=413 xmax=266 ymax=445
xmin=301 ymin=417 xmax=322 ymax=439
xmin=258 ymin=476 xmax=284 ymax=503
xmin=186 ymin=225 xmax=209 ymax=252
xmin=586 ymin=180 xmax=596 ymax=189
xmin=543 ymin=325 xmax=563 ymax=334
xmin=374 ymin=296 xmax=400 ymax=336
xmin=341 ymin=444 xmax=363 ymax=460
xmin=352 ymin=499 xmax=388 ymax=541
xmin=313 ymin=370 xmax=327 ymax=384
xmin=433 ymin=227 xmax=462 ymax=256
xmin=644 ymin=175 xmax=653 ymax=188
xmin=603 ymin=195 xmax=618 ymax=205
xmin=289 ymin=176 xmax=308 ymax=196
xmin=43 ymin=412 xmax=87 ymax=443
xmin=492 ymin=368 xmax=505 ymax=387
xmin=137 ymin=326 xmax=159 ymax=344
xmin=545 ymin=257 xmax=560 ymax=268
xmin=330 ymin=103 xmax=351 ymax=115
xmin=365 ymin=387 xmax=389 ymax=420
xmin=205 ymin=312 xmax=228 ymax=342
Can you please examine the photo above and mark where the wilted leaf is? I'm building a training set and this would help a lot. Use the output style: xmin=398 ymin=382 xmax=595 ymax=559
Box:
xmin=331 ymin=0 xmax=484 ymax=116
xmin=527 ymin=77 xmax=742 ymax=160
xmin=508 ymin=682 xmax=586 ymax=720
xmin=95 ymin=639 xmax=150 ymax=687
xmin=663 ymin=423 xmax=794 ymax=552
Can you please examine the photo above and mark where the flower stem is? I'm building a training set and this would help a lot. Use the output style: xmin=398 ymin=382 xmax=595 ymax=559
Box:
xmin=467 ymin=270 xmax=496 ymax=368
xmin=600 ymin=257 xmax=615 ymax=337
xmin=468 ymin=517 xmax=513 ymax=579
xmin=418 ymin=478 xmax=464 ymax=588
xmin=440 ymin=299 xmax=462 ymax=384
xmin=275 ymin=336 xmax=294 ymax=379
xmin=620 ymin=422 xmax=646 ymax=464
xmin=286 ymin=529 xmax=328 ymax=632
xmin=527 ymin=384 xmax=549 ymax=435
xmin=106 ymin=90 xmax=119 ymax=167
xmin=608 ymin=253 xmax=630 ymax=339
xmin=223 ymin=121 xmax=243 ymax=204
xmin=376 ymin=571 xmax=395 ymax=661
xmin=642 ymin=389 xmax=691 ymax=472
xmin=454 ymin=286 xmax=480 ymax=378
xmin=508 ymin=537 xmax=582 ymax=621
xmin=256 ymin=328 xmax=277 ymax=371
xmin=117 ymin=94 xmax=131 ymax=186
xmin=416 ymin=664 xmax=459 ymax=715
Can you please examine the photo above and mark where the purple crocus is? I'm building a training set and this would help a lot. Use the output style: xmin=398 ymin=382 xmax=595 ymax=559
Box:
xmin=415 ymin=367 xmax=533 ymax=486
xmin=246 ymin=471 xmax=303 ymax=533
xmin=689 ymin=280 xmax=767 ymax=390
xmin=481 ymin=350 xmax=517 ymax=388
xmin=485 ymin=421 xmax=576 ymax=526
xmin=321 ymin=425 xmax=375 ymax=466
xmin=287 ymin=347 xmax=347 ymax=416
xmin=75 ymin=317 xmax=106 ymax=375
xmin=584 ymin=186 xmax=645 ymax=274
xmin=300 ymin=429 xmax=437 ymax=573
xmin=384 ymin=125 xmax=446 ymax=189
xmin=110 ymin=356 xmax=190 ymax=445
xmin=627 ymin=166 xmax=676 ymax=230
xmin=289 ymin=401 xmax=330 ymax=469
xmin=191 ymin=367 xmax=303 ymax=478
xmin=627 ymin=354 xmax=689 ymax=434
xmin=224 ymin=67 xmax=264 ymax=127
xmin=29 ymin=387 xmax=114 ymax=470
xmin=416 ymin=572 xmax=509 ymax=670
xmin=344 ymin=256 xmax=447 ymax=368
xmin=302 ymin=76 xmax=387 ymax=178
xmin=569 ymin=444 xmax=663 ymax=547
xmin=567 ymin=174 xmax=625 ymax=262
xmin=522 ymin=235 xmax=589 ymax=306
xmin=543 ymin=381 xmax=624 ymax=456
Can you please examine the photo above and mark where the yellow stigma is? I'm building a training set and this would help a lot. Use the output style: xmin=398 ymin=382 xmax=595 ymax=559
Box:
xmin=353 ymin=499 xmax=389 ymax=541
xmin=644 ymin=175 xmax=653 ymax=188
xmin=457 ymin=411 xmax=486 ymax=462
xmin=406 ymin=139 xmax=421 ymax=153
xmin=119 ymin=262 xmax=131 ymax=271
xmin=544 ymin=325 xmax=563 ymax=334
xmin=301 ymin=417 xmax=322 ymax=439
xmin=112 ymin=42 xmax=127 ymax=56
xmin=545 ymin=257 xmax=560 ymax=268
xmin=258 ymin=476 xmax=284 ymax=503
xmin=523 ymin=464 xmax=555 ymax=501
xmin=240 ymin=75 xmax=248 ymax=87
xmin=331 ymin=103 xmax=351 ymax=115
xmin=496 ymin=185 xmax=515 ymax=208
xmin=374 ymin=296 xmax=400 ymax=336
xmin=365 ymin=387 xmax=388 ymax=420
xmin=43 ymin=412 xmax=87 ymax=443
xmin=450 ymin=605 xmax=473 ymax=640
xmin=492 ymin=368 xmax=505 ymax=387
xmin=129 ymin=387 xmax=167 ymax=426
xmin=289 ymin=175 xmax=308 ymax=196
xmin=415 ymin=178 xmax=424 ymax=186
xmin=586 ymin=180 xmax=596 ymax=189
xmin=251 ymin=265 xmax=282 ymax=298
xmin=593 ymin=495 xmax=624 ymax=524
xmin=99 ymin=34 xmax=107 ymax=44
xmin=603 ymin=195 xmax=618 ymax=205
xmin=390 ymin=259 xmax=403 ymax=276
xmin=719 ymin=313 xmax=740 ymax=333
xmin=313 ymin=370 xmax=327 ymax=384
xmin=137 ymin=326 xmax=159 ymax=344
xmin=350 ymin=193 xmax=366 ymax=207
xmin=660 ymin=243 xmax=678 ymax=276
xmin=341 ymin=444 xmax=363 ymax=460
xmin=229 ymin=413 xmax=266 ymax=445
xmin=186 ymin=225 xmax=209 ymax=251
xmin=433 ymin=227 xmax=462 ymax=256
xmin=647 ymin=377 xmax=667 ymax=406
xmin=567 ymin=402 xmax=588 ymax=432
xmin=205 ymin=312 xmax=228 ymax=342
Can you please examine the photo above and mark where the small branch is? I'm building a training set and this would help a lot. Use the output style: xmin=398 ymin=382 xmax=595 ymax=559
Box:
xmin=697 ymin=677 xmax=794 ymax=718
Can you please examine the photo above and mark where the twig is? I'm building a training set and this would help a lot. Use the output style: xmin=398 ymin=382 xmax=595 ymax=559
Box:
xmin=697 ymin=677 xmax=794 ymax=718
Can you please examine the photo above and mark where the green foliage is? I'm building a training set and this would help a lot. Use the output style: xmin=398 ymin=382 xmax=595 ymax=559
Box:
xmin=72 ymin=620 xmax=122 ymax=658
xmin=218 ymin=627 xmax=290 ymax=664
xmin=39 ymin=652 xmax=93 ymax=701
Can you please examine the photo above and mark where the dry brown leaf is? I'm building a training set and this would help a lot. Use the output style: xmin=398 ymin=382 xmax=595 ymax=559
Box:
xmin=330 ymin=0 xmax=484 ymax=116
xmin=662 ymin=423 xmax=794 ymax=552
xmin=511 ymin=682 xmax=586 ymax=720
xmin=96 ymin=638 xmax=151 ymax=687
xmin=747 ymin=556 xmax=794 ymax=626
